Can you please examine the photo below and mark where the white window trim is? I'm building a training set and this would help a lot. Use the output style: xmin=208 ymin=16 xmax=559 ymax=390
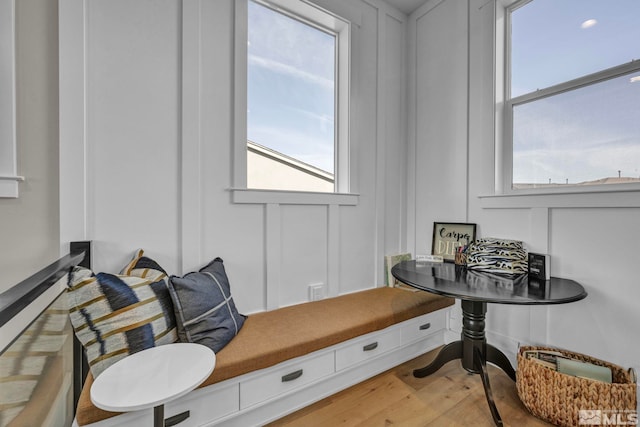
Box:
xmin=0 ymin=0 xmax=22 ymax=198
xmin=231 ymin=0 xmax=356 ymax=205
xmin=503 ymin=60 xmax=640 ymax=196
xmin=231 ymin=188 xmax=358 ymax=205
xmin=488 ymin=0 xmax=640 ymax=208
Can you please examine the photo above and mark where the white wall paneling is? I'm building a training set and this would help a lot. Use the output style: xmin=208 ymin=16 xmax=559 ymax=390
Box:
xmin=59 ymin=0 xmax=87 ymax=254
xmin=0 ymin=0 xmax=60 ymax=291
xmin=549 ymin=208 xmax=640 ymax=371
xmin=327 ymin=204 xmax=340 ymax=298
xmin=265 ymin=203 xmax=282 ymax=310
xmin=93 ymin=0 xmax=181 ymax=273
xmin=405 ymin=4 xmax=417 ymax=255
xmin=280 ymin=205 xmax=328 ymax=306
xmin=60 ymin=0 xmax=183 ymax=272
xmin=181 ymin=0 xmax=203 ymax=273
xmin=409 ymin=0 xmax=469 ymax=257
xmin=59 ymin=0 xmax=409 ymax=314
xmin=467 ymin=0 xmax=497 ymax=219
xmin=0 ymin=0 xmax=19 ymax=198
xmin=374 ymin=3 xmax=389 ymax=280
xmin=383 ymin=12 xmax=408 ymax=258
xmin=527 ymin=207 xmax=550 ymax=346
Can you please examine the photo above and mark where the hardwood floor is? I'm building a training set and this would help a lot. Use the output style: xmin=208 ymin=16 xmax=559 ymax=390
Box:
xmin=267 ymin=347 xmax=552 ymax=427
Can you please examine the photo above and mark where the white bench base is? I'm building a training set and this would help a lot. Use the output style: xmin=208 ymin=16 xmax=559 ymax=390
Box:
xmin=73 ymin=308 xmax=450 ymax=427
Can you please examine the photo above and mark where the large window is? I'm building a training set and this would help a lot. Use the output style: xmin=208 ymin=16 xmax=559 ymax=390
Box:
xmin=242 ymin=0 xmax=349 ymax=194
xmin=504 ymin=0 xmax=640 ymax=193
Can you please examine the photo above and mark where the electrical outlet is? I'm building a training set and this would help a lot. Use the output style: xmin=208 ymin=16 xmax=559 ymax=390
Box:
xmin=308 ymin=283 xmax=325 ymax=301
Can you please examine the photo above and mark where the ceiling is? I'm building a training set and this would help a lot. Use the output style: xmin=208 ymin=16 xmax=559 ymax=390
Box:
xmin=383 ymin=0 xmax=428 ymax=15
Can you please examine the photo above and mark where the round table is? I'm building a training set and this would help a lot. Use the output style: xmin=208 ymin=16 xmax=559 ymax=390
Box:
xmin=91 ymin=343 xmax=215 ymax=427
xmin=392 ymin=260 xmax=587 ymax=426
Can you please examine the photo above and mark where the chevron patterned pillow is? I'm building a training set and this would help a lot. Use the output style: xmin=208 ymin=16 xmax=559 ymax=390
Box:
xmin=466 ymin=237 xmax=528 ymax=277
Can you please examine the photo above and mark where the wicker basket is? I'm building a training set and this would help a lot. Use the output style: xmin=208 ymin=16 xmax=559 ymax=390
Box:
xmin=517 ymin=346 xmax=637 ymax=427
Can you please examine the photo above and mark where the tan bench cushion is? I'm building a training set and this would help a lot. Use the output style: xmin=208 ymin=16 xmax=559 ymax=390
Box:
xmin=76 ymin=287 xmax=453 ymax=425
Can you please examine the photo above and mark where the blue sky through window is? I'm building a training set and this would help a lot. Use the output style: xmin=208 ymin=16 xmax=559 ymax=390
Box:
xmin=510 ymin=0 xmax=640 ymax=186
xmin=511 ymin=0 xmax=640 ymax=97
xmin=247 ymin=1 xmax=335 ymax=174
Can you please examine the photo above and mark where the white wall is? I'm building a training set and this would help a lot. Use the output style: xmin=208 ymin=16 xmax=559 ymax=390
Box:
xmin=59 ymin=0 xmax=409 ymax=313
xmin=408 ymin=0 xmax=640 ymax=378
xmin=0 ymin=0 xmax=60 ymax=293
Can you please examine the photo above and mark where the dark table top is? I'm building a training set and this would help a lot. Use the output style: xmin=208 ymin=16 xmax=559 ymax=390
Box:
xmin=391 ymin=260 xmax=587 ymax=305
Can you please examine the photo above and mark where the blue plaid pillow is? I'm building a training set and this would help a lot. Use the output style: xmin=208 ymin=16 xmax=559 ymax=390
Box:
xmin=168 ymin=258 xmax=246 ymax=353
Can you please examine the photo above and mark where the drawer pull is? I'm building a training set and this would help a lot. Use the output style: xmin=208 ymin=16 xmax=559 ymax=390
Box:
xmin=282 ymin=369 xmax=303 ymax=382
xmin=165 ymin=411 xmax=190 ymax=426
xmin=419 ymin=322 xmax=431 ymax=331
xmin=363 ymin=342 xmax=378 ymax=352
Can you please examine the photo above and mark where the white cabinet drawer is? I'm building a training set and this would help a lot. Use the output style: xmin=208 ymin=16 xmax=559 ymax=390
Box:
xmin=400 ymin=311 xmax=446 ymax=345
xmin=335 ymin=329 xmax=400 ymax=372
xmin=165 ymin=381 xmax=239 ymax=426
xmin=240 ymin=351 xmax=334 ymax=409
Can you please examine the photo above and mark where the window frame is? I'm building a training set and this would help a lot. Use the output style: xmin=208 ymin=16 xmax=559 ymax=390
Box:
xmin=232 ymin=0 xmax=355 ymax=204
xmin=0 ymin=0 xmax=21 ymax=198
xmin=497 ymin=0 xmax=640 ymax=197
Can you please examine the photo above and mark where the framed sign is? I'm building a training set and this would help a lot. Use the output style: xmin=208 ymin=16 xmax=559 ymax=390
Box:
xmin=431 ymin=222 xmax=476 ymax=262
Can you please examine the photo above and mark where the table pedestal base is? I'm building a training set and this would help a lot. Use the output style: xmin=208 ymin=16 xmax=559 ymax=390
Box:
xmin=154 ymin=405 xmax=164 ymax=427
xmin=413 ymin=300 xmax=516 ymax=426
xmin=153 ymin=405 xmax=190 ymax=427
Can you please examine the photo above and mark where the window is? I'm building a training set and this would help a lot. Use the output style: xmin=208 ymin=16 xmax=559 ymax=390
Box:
xmin=503 ymin=0 xmax=640 ymax=193
xmin=236 ymin=0 xmax=350 ymax=194
xmin=0 ymin=0 xmax=20 ymax=198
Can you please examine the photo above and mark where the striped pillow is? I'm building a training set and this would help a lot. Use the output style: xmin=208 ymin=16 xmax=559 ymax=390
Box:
xmin=66 ymin=250 xmax=177 ymax=377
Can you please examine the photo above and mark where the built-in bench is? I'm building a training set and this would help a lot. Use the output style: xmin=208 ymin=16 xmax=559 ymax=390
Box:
xmin=75 ymin=287 xmax=454 ymax=426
